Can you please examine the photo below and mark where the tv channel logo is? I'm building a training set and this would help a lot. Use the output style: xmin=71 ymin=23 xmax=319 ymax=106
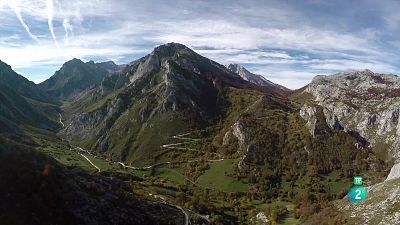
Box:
xmin=348 ymin=186 xmax=368 ymax=203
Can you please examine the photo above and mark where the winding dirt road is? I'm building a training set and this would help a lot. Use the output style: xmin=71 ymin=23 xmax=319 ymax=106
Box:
xmin=58 ymin=113 xmax=190 ymax=224
xmin=79 ymin=153 xmax=101 ymax=173
xmin=118 ymin=132 xmax=224 ymax=170
xmin=59 ymin=113 xmax=65 ymax=128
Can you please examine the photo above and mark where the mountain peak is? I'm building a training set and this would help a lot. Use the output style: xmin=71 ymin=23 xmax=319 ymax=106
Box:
xmin=226 ymin=63 xmax=247 ymax=73
xmin=39 ymin=59 xmax=121 ymax=100
xmin=154 ymin=42 xmax=190 ymax=51
xmin=306 ymin=69 xmax=400 ymax=107
xmin=225 ymin=63 xmax=289 ymax=91
xmin=311 ymin=69 xmax=398 ymax=87
xmin=99 ymin=61 xmax=118 ymax=66
xmin=337 ymin=69 xmax=376 ymax=77
xmin=62 ymin=58 xmax=85 ymax=68
xmin=151 ymin=42 xmax=196 ymax=60
xmin=70 ymin=58 xmax=84 ymax=63
xmin=0 ymin=59 xmax=53 ymax=103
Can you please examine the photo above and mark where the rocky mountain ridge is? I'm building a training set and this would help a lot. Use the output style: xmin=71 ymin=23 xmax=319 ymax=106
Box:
xmin=225 ymin=63 xmax=289 ymax=91
xmin=3 ymin=42 xmax=397 ymax=224
xmin=297 ymin=70 xmax=400 ymax=224
xmin=39 ymin=59 xmax=121 ymax=101
xmin=0 ymin=60 xmax=53 ymax=103
xmin=61 ymin=43 xmax=277 ymax=164
xmin=0 ymin=61 xmax=60 ymax=135
xmin=300 ymin=69 xmax=400 ymax=161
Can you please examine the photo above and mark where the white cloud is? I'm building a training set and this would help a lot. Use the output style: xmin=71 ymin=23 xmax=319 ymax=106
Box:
xmin=253 ymin=69 xmax=320 ymax=89
xmin=0 ymin=42 xmax=146 ymax=69
xmin=147 ymin=20 xmax=384 ymax=57
xmin=0 ymin=0 xmax=399 ymax=89
xmin=308 ymin=59 xmax=396 ymax=73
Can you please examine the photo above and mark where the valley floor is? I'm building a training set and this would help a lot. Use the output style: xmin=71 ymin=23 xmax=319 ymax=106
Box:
xmin=34 ymin=113 xmax=300 ymax=224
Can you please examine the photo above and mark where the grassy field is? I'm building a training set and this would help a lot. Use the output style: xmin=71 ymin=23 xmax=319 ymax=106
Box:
xmin=155 ymin=167 xmax=186 ymax=185
xmin=196 ymin=159 xmax=248 ymax=192
xmin=85 ymin=154 xmax=120 ymax=172
xmin=26 ymin=126 xmax=122 ymax=174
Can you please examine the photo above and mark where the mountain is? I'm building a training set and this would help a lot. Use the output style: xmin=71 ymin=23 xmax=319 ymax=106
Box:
xmin=0 ymin=60 xmax=59 ymax=136
xmin=0 ymin=60 xmax=53 ymax=102
xmin=39 ymin=59 xmax=121 ymax=101
xmin=0 ymin=85 xmax=56 ymax=133
xmin=298 ymin=70 xmax=400 ymax=163
xmin=0 ymin=56 xmax=187 ymax=225
xmin=0 ymin=136 xmax=185 ymax=225
xmin=4 ymin=43 xmax=394 ymax=224
xmin=61 ymin=43 xmax=280 ymax=163
xmin=56 ymin=43 xmax=389 ymax=224
xmin=225 ymin=63 xmax=289 ymax=91
xmin=292 ymin=70 xmax=400 ymax=224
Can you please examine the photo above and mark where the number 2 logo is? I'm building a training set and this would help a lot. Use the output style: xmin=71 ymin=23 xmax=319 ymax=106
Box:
xmin=355 ymin=189 xmax=362 ymax=200
xmin=349 ymin=187 xmax=367 ymax=203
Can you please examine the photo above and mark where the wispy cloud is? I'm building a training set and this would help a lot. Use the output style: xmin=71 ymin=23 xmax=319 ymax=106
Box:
xmin=45 ymin=0 xmax=59 ymax=47
xmin=3 ymin=0 xmax=40 ymax=42
xmin=62 ymin=18 xmax=73 ymax=45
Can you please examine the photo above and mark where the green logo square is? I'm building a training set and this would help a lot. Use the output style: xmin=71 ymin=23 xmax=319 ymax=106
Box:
xmin=354 ymin=176 xmax=362 ymax=185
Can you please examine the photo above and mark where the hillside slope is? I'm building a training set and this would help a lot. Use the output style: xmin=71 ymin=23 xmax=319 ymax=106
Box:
xmin=299 ymin=70 xmax=400 ymax=162
xmin=0 ymin=61 xmax=60 ymax=136
xmin=0 ymin=136 xmax=185 ymax=225
xmin=291 ymin=70 xmax=400 ymax=224
xmin=54 ymin=44 xmax=391 ymax=224
xmin=336 ymin=177 xmax=400 ymax=225
xmin=61 ymin=43 xmax=274 ymax=164
xmin=0 ymin=60 xmax=53 ymax=103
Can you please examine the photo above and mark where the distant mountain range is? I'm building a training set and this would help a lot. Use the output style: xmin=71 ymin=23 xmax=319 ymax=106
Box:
xmin=38 ymin=59 xmax=122 ymax=101
xmin=61 ymin=43 xmax=290 ymax=164
xmin=0 ymin=43 xmax=399 ymax=225
xmin=225 ymin=63 xmax=289 ymax=91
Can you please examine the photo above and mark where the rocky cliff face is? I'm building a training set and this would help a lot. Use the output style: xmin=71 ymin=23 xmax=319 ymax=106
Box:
xmin=293 ymin=70 xmax=400 ymax=225
xmin=301 ymin=70 xmax=400 ymax=162
xmin=299 ymin=104 xmax=318 ymax=137
xmin=223 ymin=121 xmax=254 ymax=149
xmin=385 ymin=163 xmax=400 ymax=181
xmin=222 ymin=120 xmax=259 ymax=171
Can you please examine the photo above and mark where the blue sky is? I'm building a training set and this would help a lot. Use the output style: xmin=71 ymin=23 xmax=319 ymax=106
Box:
xmin=1 ymin=0 xmax=400 ymax=89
